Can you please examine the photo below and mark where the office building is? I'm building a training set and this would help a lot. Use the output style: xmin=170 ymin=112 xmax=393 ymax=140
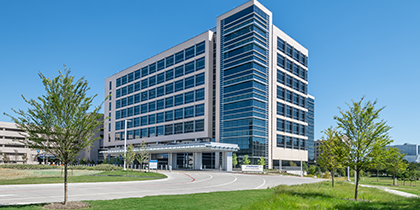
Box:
xmin=104 ymin=0 xmax=311 ymax=170
xmin=389 ymin=143 xmax=420 ymax=163
xmin=306 ymin=95 xmax=315 ymax=164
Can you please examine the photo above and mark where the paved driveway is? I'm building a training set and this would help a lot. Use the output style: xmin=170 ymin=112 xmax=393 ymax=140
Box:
xmin=0 ymin=170 xmax=324 ymax=205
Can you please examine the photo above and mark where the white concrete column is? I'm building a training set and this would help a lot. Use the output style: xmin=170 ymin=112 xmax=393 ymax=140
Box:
xmin=170 ymin=153 xmax=177 ymax=169
xmin=193 ymin=152 xmax=202 ymax=170
xmin=168 ymin=153 xmax=173 ymax=168
xmin=215 ymin=152 xmax=220 ymax=169
xmin=222 ymin=152 xmax=232 ymax=171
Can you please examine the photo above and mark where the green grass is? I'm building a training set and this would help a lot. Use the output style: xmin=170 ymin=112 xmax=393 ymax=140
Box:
xmin=354 ymin=176 xmax=420 ymax=196
xmin=2 ymin=182 xmax=420 ymax=210
xmin=0 ymin=170 xmax=166 ymax=185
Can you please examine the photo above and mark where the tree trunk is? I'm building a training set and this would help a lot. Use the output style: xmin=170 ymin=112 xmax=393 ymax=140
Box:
xmin=331 ymin=168 xmax=335 ymax=188
xmin=64 ymin=163 xmax=68 ymax=205
xmin=376 ymin=169 xmax=379 ymax=182
xmin=393 ymin=171 xmax=396 ymax=185
xmin=355 ymin=169 xmax=360 ymax=201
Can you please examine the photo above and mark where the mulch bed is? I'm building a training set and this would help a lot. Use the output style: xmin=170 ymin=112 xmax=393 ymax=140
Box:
xmin=43 ymin=201 xmax=90 ymax=209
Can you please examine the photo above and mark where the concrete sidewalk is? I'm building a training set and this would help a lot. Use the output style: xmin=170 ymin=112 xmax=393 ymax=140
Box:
xmin=360 ymin=184 xmax=419 ymax=198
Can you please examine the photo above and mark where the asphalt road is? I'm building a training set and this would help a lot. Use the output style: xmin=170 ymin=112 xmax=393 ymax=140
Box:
xmin=0 ymin=170 xmax=324 ymax=205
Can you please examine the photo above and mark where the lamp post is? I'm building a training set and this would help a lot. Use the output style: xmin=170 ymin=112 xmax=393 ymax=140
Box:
xmin=124 ymin=119 xmax=131 ymax=171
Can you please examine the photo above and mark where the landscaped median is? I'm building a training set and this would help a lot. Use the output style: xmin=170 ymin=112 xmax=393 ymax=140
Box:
xmin=0 ymin=164 xmax=166 ymax=185
xmin=1 ymin=181 xmax=420 ymax=209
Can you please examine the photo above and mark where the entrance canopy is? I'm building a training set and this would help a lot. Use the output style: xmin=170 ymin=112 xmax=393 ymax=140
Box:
xmin=100 ymin=142 xmax=239 ymax=155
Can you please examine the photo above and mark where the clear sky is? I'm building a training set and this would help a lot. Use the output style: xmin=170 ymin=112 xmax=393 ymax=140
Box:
xmin=1 ymin=0 xmax=419 ymax=145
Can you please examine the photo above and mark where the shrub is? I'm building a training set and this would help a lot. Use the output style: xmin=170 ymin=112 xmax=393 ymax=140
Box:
xmin=324 ymin=171 xmax=331 ymax=179
xmin=308 ymin=165 xmax=316 ymax=175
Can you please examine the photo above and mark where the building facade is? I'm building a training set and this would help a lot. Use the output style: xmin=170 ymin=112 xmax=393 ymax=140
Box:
xmin=306 ymin=95 xmax=315 ymax=164
xmin=104 ymin=0 xmax=311 ymax=169
xmin=389 ymin=143 xmax=420 ymax=163
xmin=0 ymin=122 xmax=38 ymax=164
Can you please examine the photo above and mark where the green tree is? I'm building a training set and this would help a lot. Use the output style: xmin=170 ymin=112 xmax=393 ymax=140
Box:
xmin=22 ymin=153 xmax=28 ymax=164
xmin=243 ymin=155 xmax=250 ymax=165
xmin=302 ymin=162 xmax=308 ymax=173
xmin=123 ymin=144 xmax=136 ymax=175
xmin=334 ymin=97 xmax=392 ymax=200
xmin=384 ymin=147 xmax=407 ymax=185
xmin=258 ymin=157 xmax=265 ymax=166
xmin=4 ymin=67 xmax=107 ymax=205
xmin=370 ymin=145 xmax=387 ymax=182
xmin=232 ymin=153 xmax=238 ymax=168
xmin=308 ymin=165 xmax=316 ymax=175
xmin=135 ymin=140 xmax=149 ymax=172
xmin=80 ymin=158 xmax=86 ymax=165
xmin=317 ymin=126 xmax=345 ymax=187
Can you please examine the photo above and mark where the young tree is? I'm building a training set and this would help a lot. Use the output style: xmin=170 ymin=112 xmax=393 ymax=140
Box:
xmin=334 ymin=97 xmax=392 ymax=200
xmin=258 ymin=157 xmax=265 ymax=166
xmin=243 ymin=155 xmax=250 ymax=165
xmin=370 ymin=145 xmax=387 ymax=182
xmin=302 ymin=162 xmax=309 ymax=173
xmin=4 ymin=66 xmax=107 ymax=205
xmin=123 ymin=144 xmax=136 ymax=175
xmin=232 ymin=153 xmax=238 ymax=168
xmin=135 ymin=140 xmax=149 ymax=172
xmin=384 ymin=147 xmax=407 ymax=185
xmin=3 ymin=153 xmax=10 ymax=164
xmin=22 ymin=153 xmax=28 ymax=164
xmin=317 ymin=126 xmax=346 ymax=187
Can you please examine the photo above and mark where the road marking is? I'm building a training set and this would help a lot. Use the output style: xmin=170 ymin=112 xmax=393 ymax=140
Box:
xmin=254 ymin=178 xmax=266 ymax=189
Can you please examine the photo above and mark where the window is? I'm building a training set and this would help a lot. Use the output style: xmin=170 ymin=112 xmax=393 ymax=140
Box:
xmin=149 ymin=101 xmax=156 ymax=112
xmin=141 ymin=103 xmax=148 ymax=114
xmin=165 ymin=124 xmax=173 ymax=135
xmin=128 ymin=84 xmax=134 ymax=94
xmin=184 ymin=121 xmax=194 ymax=133
xmin=277 ymin=70 xmax=284 ymax=84
xmin=195 ymin=120 xmax=204 ymax=131
xmin=277 ymin=102 xmax=284 ymax=116
xmin=293 ymin=78 xmax=298 ymax=90
xmin=196 ymin=41 xmax=205 ymax=55
xmin=293 ymin=93 xmax=299 ymax=105
xmin=277 ymin=38 xmax=285 ymax=53
xmin=135 ymin=69 xmax=141 ymax=80
xmin=293 ymin=64 xmax=299 ymax=76
xmin=286 ymin=59 xmax=292 ymax=72
xmin=185 ymin=46 xmax=195 ymax=60
xmin=116 ymin=78 xmax=121 ymax=87
xmin=195 ymin=73 xmax=204 ymax=86
xmin=165 ymin=83 xmax=173 ymax=94
xmin=149 ymin=63 xmax=156 ymax=74
xmin=157 ymin=99 xmax=164 ymax=110
xmin=128 ymin=107 xmax=133 ymax=117
xmin=175 ymin=50 xmax=184 ymax=64
xmin=134 ymin=105 xmax=140 ymax=115
xmin=175 ymin=79 xmax=184 ymax=92
xmin=157 ymin=59 xmax=165 ymax=71
xmin=149 ymin=89 xmax=156 ymax=99
xmin=134 ymin=117 xmax=139 ymax=127
xmin=149 ymin=114 xmax=156 ymax=125
xmin=134 ymin=129 xmax=140 ymax=139
xmin=141 ymin=91 xmax=148 ymax=101
xmin=286 ymin=121 xmax=291 ymax=133
xmin=157 ymin=72 xmax=165 ymax=84
xmin=185 ymin=61 xmax=195 ymax=75
xmin=277 ymin=54 xmax=285 ymax=68
xmin=293 ymin=49 xmax=299 ymax=61
xmin=286 ymin=105 xmax=292 ymax=118
xmin=286 ymin=136 xmax=292 ymax=148
xmin=185 ymin=91 xmax=194 ymax=104
xmin=195 ymin=104 xmax=204 ymax=116
xmin=286 ymin=90 xmax=292 ymax=103
xmin=141 ymin=116 xmax=148 ymax=126
xmin=184 ymin=106 xmax=194 ymax=118
xmin=134 ymin=93 xmax=140 ymax=103
xmin=196 ymin=57 xmax=205 ymax=70
xmin=135 ymin=81 xmax=140 ymax=92
xmin=166 ymin=69 xmax=174 ymax=81
xmin=108 ymin=102 xmax=111 ymax=111
xmin=277 ymin=118 xmax=284 ymax=132
xmin=175 ymin=108 xmax=183 ymax=120
xmin=293 ymin=108 xmax=298 ymax=120
xmin=175 ymin=65 xmax=184 ymax=78
xmin=166 ymin=55 xmax=174 ymax=68
xmin=175 ymin=94 xmax=184 ymax=106
xmin=286 ymin=43 xmax=292 ymax=57
xmin=141 ymin=78 xmax=148 ymax=89
xmin=109 ymin=81 xmax=112 ymax=90
xmin=157 ymin=86 xmax=165 ymax=97
xmin=116 ymin=89 xmax=121 ymax=98
xmin=165 ymin=110 xmax=173 ymax=121
xmin=141 ymin=128 xmax=148 ymax=138
xmin=286 ymin=75 xmax=292 ymax=87
xmin=165 ymin=96 xmax=173 ymax=108
xmin=157 ymin=112 xmax=164 ymax=123
xmin=157 ymin=126 xmax=164 ymax=136
xmin=185 ymin=76 xmax=195 ymax=89
xmin=174 ymin=123 xmax=183 ymax=134
xmin=195 ymin=88 xmax=204 ymax=101
xmin=149 ymin=127 xmax=156 ymax=137
xmin=277 ymin=134 xmax=285 ymax=147
xmin=149 ymin=75 xmax=156 ymax=87
xmin=277 ymin=86 xmax=284 ymax=100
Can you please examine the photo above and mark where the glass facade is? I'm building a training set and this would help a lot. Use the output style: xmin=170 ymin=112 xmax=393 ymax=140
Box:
xmin=307 ymin=97 xmax=315 ymax=164
xmin=219 ymin=5 xmax=269 ymax=163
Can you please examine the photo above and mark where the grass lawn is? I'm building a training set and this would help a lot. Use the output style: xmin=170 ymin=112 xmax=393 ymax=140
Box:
xmin=0 ymin=169 xmax=166 ymax=185
xmin=2 ymin=181 xmax=420 ymax=210
xmin=353 ymin=176 xmax=420 ymax=196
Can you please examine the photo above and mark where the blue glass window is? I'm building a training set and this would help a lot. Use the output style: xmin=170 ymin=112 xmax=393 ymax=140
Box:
xmin=277 ymin=102 xmax=284 ymax=116
xmin=134 ymin=81 xmax=140 ymax=92
xmin=157 ymin=99 xmax=164 ymax=110
xmin=157 ymin=125 xmax=164 ymax=136
xmin=293 ymin=64 xmax=299 ymax=76
xmin=185 ymin=91 xmax=194 ymax=104
xmin=149 ymin=101 xmax=156 ymax=112
xmin=157 ymin=72 xmax=165 ymax=83
xmin=141 ymin=91 xmax=148 ymax=101
xmin=157 ymin=59 xmax=165 ymax=71
xmin=149 ymin=88 xmax=156 ymax=99
xmin=175 ymin=65 xmax=184 ymax=78
xmin=277 ymin=38 xmax=285 ymax=53
xmin=116 ymin=78 xmax=121 ymax=87
xmin=174 ymin=122 xmax=183 ymax=134
xmin=165 ymin=124 xmax=173 ymax=135
xmin=157 ymin=86 xmax=164 ymax=97
xmin=134 ymin=117 xmax=139 ymax=127
xmin=134 ymin=105 xmax=140 ymax=115
xmin=165 ymin=110 xmax=173 ymax=121
xmin=195 ymin=73 xmax=204 ymax=86
xmin=165 ymin=96 xmax=173 ymax=108
xmin=121 ymin=98 xmax=127 ymax=107
xmin=196 ymin=57 xmax=205 ymax=70
xmin=157 ymin=112 xmax=164 ymax=123
xmin=277 ymin=70 xmax=284 ymax=84
xmin=165 ymin=83 xmax=173 ymax=94
xmin=142 ymin=66 xmax=148 ymax=77
xmin=175 ymin=50 xmax=184 ymax=64
xmin=116 ymin=110 xmax=121 ymax=119
xmin=116 ymin=100 xmax=121 ymax=109
xmin=175 ymin=94 xmax=183 ymax=106
xmin=185 ymin=76 xmax=194 ymax=89
xmin=141 ymin=128 xmax=148 ymax=138
xmin=175 ymin=79 xmax=184 ymax=92
xmin=277 ymin=86 xmax=284 ymax=100
xmin=286 ymin=44 xmax=292 ymax=57
xmin=195 ymin=41 xmax=205 ymax=55
xmin=141 ymin=116 xmax=148 ymax=126
xmin=286 ymin=59 xmax=292 ymax=72
xmin=195 ymin=119 xmax=204 ymax=132
xmin=195 ymin=88 xmax=204 ymax=101
xmin=195 ymin=104 xmax=204 ymax=116
xmin=141 ymin=103 xmax=148 ymax=114
xmin=185 ymin=61 xmax=195 ymax=75
xmin=116 ymin=89 xmax=121 ymax=98
xmin=149 ymin=63 xmax=156 ymax=74
xmin=166 ymin=55 xmax=174 ymax=68
xmin=121 ymin=109 xmax=127 ymax=118
xmin=185 ymin=46 xmax=195 ymax=60
xmin=121 ymin=86 xmax=127 ymax=96
xmin=149 ymin=75 xmax=156 ymax=87
xmin=184 ymin=121 xmax=194 ymax=133
xmin=277 ymin=118 xmax=284 ymax=132
xmin=184 ymin=106 xmax=194 ymax=118
xmin=175 ymin=108 xmax=183 ymax=120
xmin=134 ymin=129 xmax=140 ymax=139
xmin=166 ymin=69 xmax=174 ymax=81
xmin=135 ymin=70 xmax=141 ymax=80
xmin=141 ymin=78 xmax=148 ymax=89
xmin=128 ymin=107 xmax=133 ymax=116
xmin=149 ymin=114 xmax=156 ymax=125
xmin=149 ymin=127 xmax=156 ymax=137
xmin=122 ymin=75 xmax=127 ymax=85
xmin=128 ymin=72 xmax=134 ymax=82
xmin=277 ymin=54 xmax=285 ymax=68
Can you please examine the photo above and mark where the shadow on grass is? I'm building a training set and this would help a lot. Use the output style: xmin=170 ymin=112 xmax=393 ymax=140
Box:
xmin=274 ymin=184 xmax=335 ymax=199
xmin=0 ymin=203 xmax=46 ymax=209
xmin=334 ymin=197 xmax=420 ymax=210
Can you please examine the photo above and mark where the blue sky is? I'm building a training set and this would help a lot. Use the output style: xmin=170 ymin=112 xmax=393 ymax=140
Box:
xmin=0 ymin=0 xmax=419 ymax=145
